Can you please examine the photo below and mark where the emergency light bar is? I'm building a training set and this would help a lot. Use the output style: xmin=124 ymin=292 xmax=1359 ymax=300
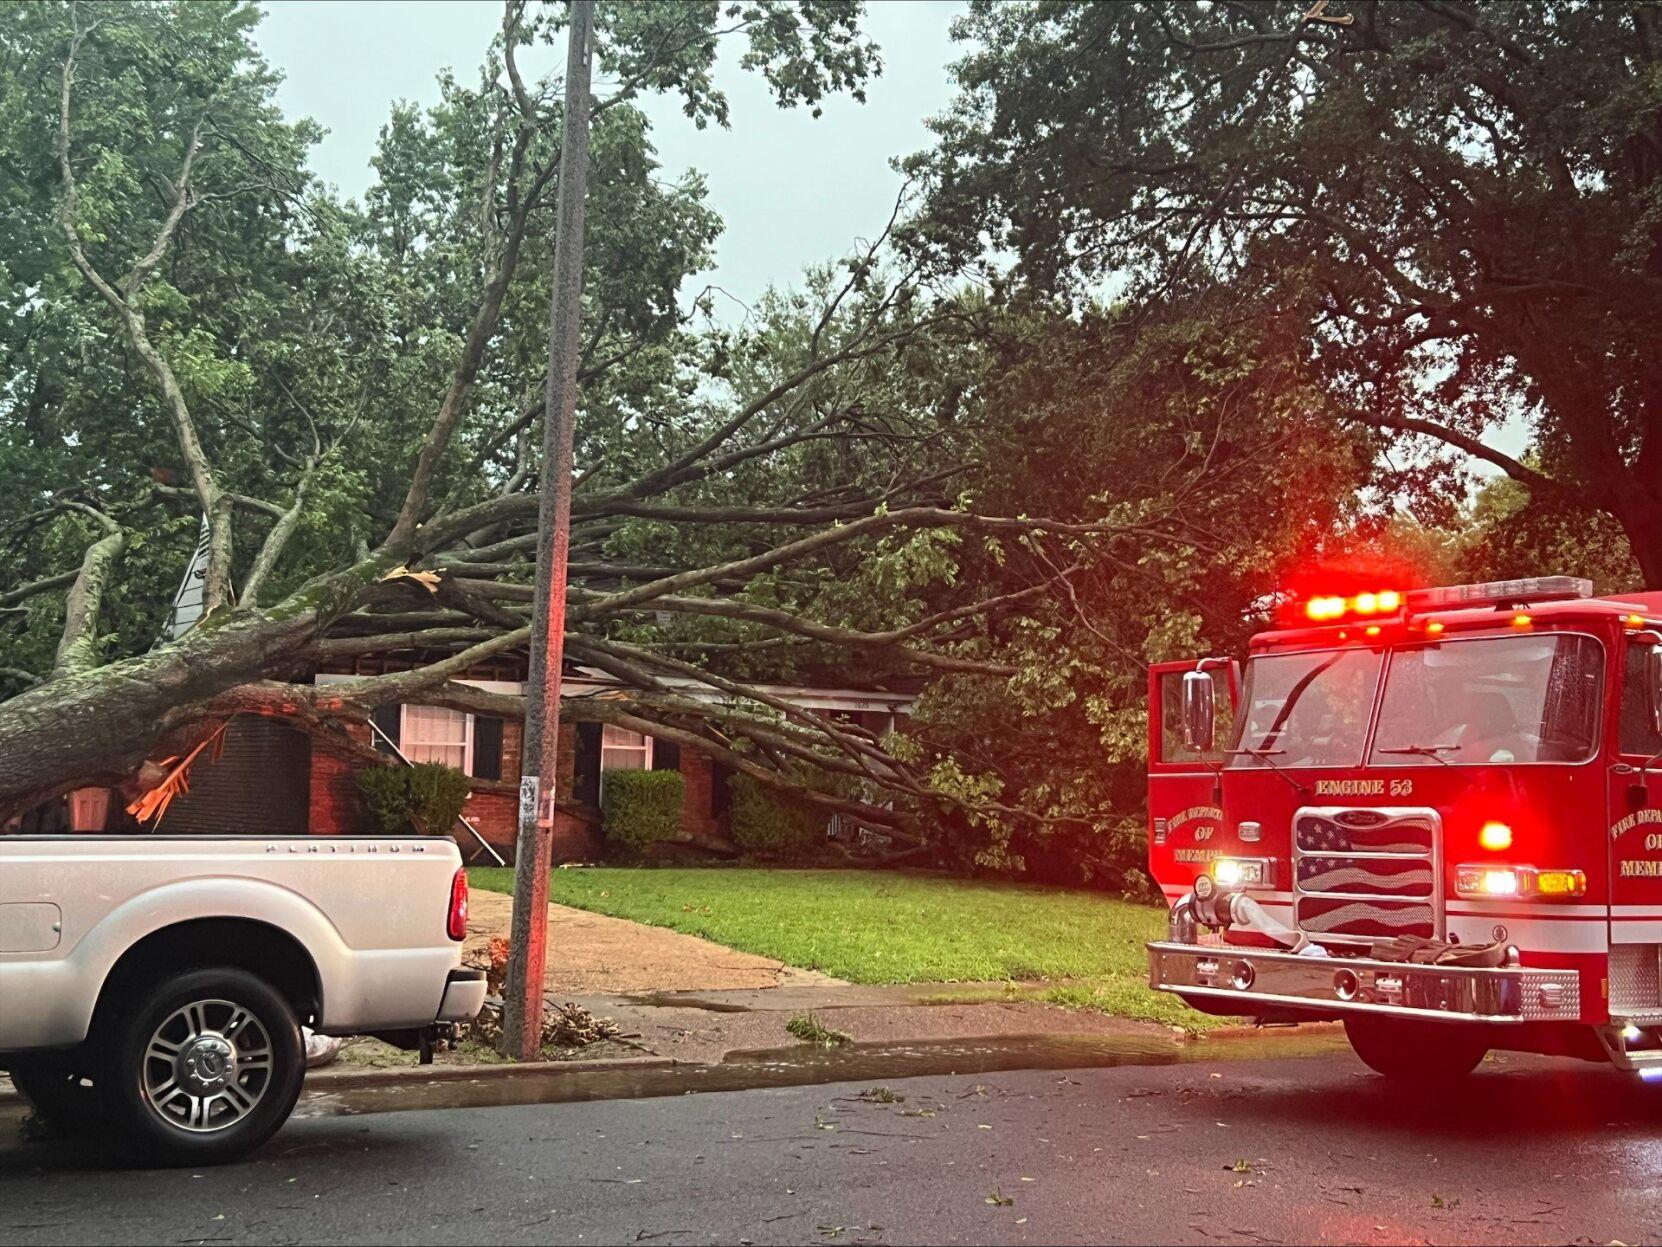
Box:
xmin=1302 ymin=589 xmax=1403 ymax=623
xmin=1407 ymin=577 xmax=1592 ymax=611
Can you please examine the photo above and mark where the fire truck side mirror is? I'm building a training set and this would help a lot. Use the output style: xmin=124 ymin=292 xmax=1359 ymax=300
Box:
xmin=1181 ymin=670 xmax=1217 ymax=754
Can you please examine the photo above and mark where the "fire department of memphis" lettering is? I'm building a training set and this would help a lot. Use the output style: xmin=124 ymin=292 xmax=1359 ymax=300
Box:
xmin=1612 ymin=808 xmax=1662 ymax=878
xmin=1166 ymin=805 xmax=1224 ymax=863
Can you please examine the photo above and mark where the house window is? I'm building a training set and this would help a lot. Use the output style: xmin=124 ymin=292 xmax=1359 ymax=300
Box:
xmin=402 ymin=704 xmax=473 ymax=772
xmin=600 ymin=725 xmax=652 ymax=772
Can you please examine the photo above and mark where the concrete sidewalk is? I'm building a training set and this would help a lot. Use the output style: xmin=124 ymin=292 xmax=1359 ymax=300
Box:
xmin=457 ymin=891 xmax=1188 ymax=1066
xmin=562 ymin=984 xmax=1186 ymax=1065
xmin=449 ymin=890 xmax=1204 ymax=1068
xmin=463 ymin=887 xmax=842 ymax=993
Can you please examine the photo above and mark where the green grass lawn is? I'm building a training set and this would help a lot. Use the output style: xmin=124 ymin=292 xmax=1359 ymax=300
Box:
xmin=471 ymin=867 xmax=1213 ymax=1030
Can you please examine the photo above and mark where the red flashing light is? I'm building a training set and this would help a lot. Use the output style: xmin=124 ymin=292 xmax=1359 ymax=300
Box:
xmin=1301 ymin=589 xmax=1405 ymax=624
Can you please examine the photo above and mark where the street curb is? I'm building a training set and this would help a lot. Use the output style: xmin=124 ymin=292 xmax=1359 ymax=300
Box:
xmin=302 ymin=1054 xmax=680 ymax=1090
xmin=2 ymin=1026 xmax=1343 ymax=1107
xmin=0 ymin=1054 xmax=683 ymax=1108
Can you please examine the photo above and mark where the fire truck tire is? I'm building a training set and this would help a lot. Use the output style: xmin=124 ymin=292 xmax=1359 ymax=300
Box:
xmin=1343 ymin=1016 xmax=1487 ymax=1083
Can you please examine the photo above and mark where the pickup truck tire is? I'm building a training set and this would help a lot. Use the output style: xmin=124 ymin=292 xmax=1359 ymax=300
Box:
xmin=8 ymin=1059 xmax=106 ymax=1134
xmin=1344 ymin=1015 xmax=1487 ymax=1084
xmin=101 ymin=967 xmax=306 ymax=1165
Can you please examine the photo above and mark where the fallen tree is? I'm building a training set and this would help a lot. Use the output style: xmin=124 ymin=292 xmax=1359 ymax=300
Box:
xmin=1 ymin=1 xmax=1212 ymax=846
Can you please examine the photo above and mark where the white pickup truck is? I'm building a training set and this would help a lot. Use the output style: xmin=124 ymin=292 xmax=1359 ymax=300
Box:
xmin=0 ymin=835 xmax=487 ymax=1163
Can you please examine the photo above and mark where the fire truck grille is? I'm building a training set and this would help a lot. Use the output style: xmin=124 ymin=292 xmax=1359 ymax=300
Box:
xmin=1293 ymin=807 xmax=1443 ymax=943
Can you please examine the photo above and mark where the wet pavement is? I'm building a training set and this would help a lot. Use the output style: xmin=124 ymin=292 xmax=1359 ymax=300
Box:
xmin=3 ymin=1043 xmax=1658 ymax=1244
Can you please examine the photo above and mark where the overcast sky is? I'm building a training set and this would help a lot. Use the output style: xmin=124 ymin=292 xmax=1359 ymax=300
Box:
xmin=255 ymin=0 xmax=966 ymax=315
xmin=253 ymin=1 xmax=1525 ymax=472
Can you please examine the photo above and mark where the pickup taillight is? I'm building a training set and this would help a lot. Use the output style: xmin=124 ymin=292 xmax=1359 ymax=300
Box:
xmin=447 ymin=867 xmax=469 ymax=941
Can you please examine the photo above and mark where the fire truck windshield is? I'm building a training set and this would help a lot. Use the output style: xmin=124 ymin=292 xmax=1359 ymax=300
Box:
xmin=1368 ymin=633 xmax=1603 ymax=766
xmin=1228 ymin=634 xmax=1605 ymax=769
xmin=1229 ymin=649 xmax=1383 ymax=768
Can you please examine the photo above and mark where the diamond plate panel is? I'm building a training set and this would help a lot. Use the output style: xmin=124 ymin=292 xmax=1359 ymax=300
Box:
xmin=1610 ymin=944 xmax=1662 ymax=1015
xmin=1518 ymin=973 xmax=1581 ymax=1021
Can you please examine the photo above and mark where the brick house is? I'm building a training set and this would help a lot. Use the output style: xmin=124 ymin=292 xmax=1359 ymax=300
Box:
xmin=307 ymin=662 xmax=913 ymax=865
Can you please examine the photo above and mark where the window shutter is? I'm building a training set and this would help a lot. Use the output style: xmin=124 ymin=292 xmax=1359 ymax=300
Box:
xmin=575 ymin=722 xmax=602 ymax=806
xmin=473 ymin=716 xmax=504 ymax=780
xmin=651 ymin=739 xmax=680 ymax=772
xmin=371 ymin=703 xmax=402 ymax=755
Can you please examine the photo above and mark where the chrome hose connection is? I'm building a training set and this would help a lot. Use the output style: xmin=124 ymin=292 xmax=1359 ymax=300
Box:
xmin=1169 ymin=892 xmax=1198 ymax=944
xmin=1227 ymin=892 xmax=1318 ymax=955
xmin=1173 ymin=877 xmax=1316 ymax=954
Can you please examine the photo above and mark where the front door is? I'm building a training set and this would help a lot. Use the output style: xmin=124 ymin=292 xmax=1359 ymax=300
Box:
xmin=1608 ymin=635 xmax=1662 ymax=1020
xmin=1148 ymin=660 xmax=1237 ymax=909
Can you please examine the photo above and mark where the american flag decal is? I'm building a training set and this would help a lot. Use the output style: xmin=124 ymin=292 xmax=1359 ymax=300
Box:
xmin=1294 ymin=807 xmax=1442 ymax=942
xmin=1297 ymin=897 xmax=1435 ymax=938
xmin=1296 ymin=811 xmax=1434 ymax=855
xmin=1298 ymin=857 xmax=1433 ymax=898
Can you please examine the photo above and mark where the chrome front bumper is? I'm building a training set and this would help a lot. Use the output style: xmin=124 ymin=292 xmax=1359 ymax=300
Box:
xmin=1148 ymin=941 xmax=1582 ymax=1024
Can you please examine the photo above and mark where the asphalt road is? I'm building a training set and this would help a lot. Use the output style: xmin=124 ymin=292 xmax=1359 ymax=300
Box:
xmin=2 ymin=1050 xmax=1659 ymax=1246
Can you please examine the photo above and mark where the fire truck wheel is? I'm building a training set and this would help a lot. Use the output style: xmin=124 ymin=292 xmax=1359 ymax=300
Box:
xmin=1343 ymin=1016 xmax=1487 ymax=1083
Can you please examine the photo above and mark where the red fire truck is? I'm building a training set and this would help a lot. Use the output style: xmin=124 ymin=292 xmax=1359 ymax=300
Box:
xmin=1146 ymin=576 xmax=1662 ymax=1082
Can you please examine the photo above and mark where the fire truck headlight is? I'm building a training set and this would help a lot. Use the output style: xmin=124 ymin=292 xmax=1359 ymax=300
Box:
xmin=1210 ymin=857 xmax=1271 ymax=888
xmin=1456 ymin=865 xmax=1521 ymax=896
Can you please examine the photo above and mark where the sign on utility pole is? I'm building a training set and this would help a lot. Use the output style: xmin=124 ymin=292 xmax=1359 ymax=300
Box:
xmin=501 ymin=0 xmax=596 ymax=1062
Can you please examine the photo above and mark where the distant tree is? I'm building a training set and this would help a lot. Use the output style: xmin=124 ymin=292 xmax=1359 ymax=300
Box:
xmin=1455 ymin=476 xmax=1643 ymax=590
xmin=914 ymin=0 xmax=1662 ymax=585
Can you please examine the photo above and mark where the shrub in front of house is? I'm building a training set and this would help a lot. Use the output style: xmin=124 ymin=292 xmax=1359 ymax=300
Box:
xmin=729 ymin=774 xmax=825 ymax=858
xmin=601 ymin=769 xmax=683 ymax=852
xmin=356 ymin=762 xmax=471 ymax=835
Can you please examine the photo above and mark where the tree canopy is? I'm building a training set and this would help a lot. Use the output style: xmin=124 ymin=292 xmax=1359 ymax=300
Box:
xmin=912 ymin=0 xmax=1658 ymax=586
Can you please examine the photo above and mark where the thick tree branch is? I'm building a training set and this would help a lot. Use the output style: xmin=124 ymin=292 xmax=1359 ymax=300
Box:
xmin=596 ymin=593 xmax=1015 ymax=676
xmin=57 ymin=18 xmax=232 ymax=610
xmin=0 ymin=568 xmax=79 ymax=609
xmin=1347 ymin=409 xmax=1581 ymax=503
xmin=384 ymin=104 xmax=557 ymax=553
xmin=566 ymin=506 xmax=1147 ymax=623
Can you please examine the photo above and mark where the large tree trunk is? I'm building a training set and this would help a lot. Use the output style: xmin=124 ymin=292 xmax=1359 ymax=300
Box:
xmin=1613 ymin=478 xmax=1662 ymax=590
xmin=0 ymin=608 xmax=318 ymax=820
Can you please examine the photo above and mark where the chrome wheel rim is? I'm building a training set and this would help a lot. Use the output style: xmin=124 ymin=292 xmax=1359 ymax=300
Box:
xmin=141 ymin=998 xmax=273 ymax=1133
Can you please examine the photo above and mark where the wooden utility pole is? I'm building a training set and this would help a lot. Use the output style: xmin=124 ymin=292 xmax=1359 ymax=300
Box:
xmin=501 ymin=0 xmax=595 ymax=1062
